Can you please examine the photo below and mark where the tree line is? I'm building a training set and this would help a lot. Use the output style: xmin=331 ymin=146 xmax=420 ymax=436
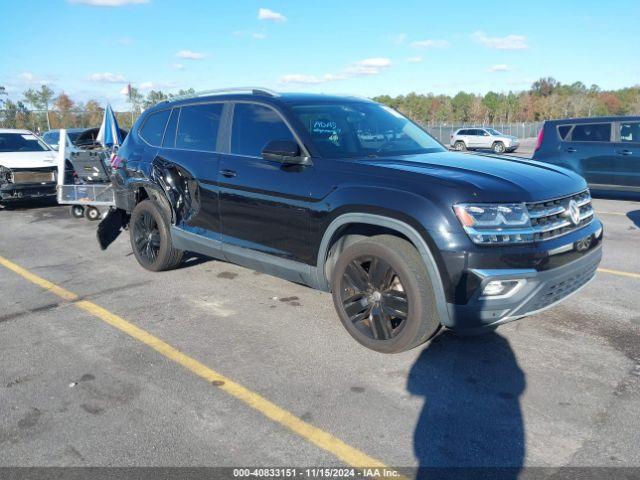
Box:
xmin=1 ymin=78 xmax=639 ymax=132
xmin=0 ymin=85 xmax=195 ymax=132
xmin=374 ymin=78 xmax=640 ymax=125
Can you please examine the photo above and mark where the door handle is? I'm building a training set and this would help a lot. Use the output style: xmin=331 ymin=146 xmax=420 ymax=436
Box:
xmin=219 ymin=169 xmax=237 ymax=178
xmin=566 ymin=147 xmax=577 ymax=153
xmin=618 ymin=149 xmax=633 ymax=156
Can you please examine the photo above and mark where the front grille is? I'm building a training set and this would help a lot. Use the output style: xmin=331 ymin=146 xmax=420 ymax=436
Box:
xmin=526 ymin=190 xmax=594 ymax=242
xmin=527 ymin=262 xmax=598 ymax=312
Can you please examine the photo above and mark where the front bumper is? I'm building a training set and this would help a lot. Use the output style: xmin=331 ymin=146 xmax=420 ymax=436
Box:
xmin=0 ymin=182 xmax=57 ymax=202
xmin=443 ymin=222 xmax=603 ymax=332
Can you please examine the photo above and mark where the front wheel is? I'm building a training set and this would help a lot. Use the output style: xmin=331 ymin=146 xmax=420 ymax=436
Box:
xmin=331 ymin=235 xmax=441 ymax=353
xmin=492 ymin=141 xmax=506 ymax=154
xmin=453 ymin=141 xmax=466 ymax=151
xmin=130 ymin=199 xmax=183 ymax=272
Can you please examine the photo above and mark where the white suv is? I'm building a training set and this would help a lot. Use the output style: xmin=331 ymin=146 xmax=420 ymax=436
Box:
xmin=450 ymin=128 xmax=519 ymax=154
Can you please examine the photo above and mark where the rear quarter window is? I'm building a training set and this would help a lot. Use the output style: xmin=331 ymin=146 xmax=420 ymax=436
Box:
xmin=139 ymin=109 xmax=171 ymax=146
xmin=557 ymin=125 xmax=572 ymax=139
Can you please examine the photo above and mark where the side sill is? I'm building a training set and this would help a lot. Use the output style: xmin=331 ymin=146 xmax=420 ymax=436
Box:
xmin=170 ymin=227 xmax=322 ymax=290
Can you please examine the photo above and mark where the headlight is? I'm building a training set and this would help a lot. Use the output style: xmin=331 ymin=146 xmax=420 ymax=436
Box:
xmin=453 ymin=203 xmax=533 ymax=244
xmin=0 ymin=165 xmax=13 ymax=184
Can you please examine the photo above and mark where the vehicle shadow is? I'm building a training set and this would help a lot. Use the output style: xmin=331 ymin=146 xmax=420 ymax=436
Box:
xmin=628 ymin=210 xmax=640 ymax=229
xmin=590 ymin=190 xmax=640 ymax=202
xmin=408 ymin=330 xmax=525 ymax=479
xmin=0 ymin=198 xmax=59 ymax=211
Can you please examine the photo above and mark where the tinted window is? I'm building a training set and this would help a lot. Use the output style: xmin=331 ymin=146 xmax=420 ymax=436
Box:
xmin=140 ymin=109 xmax=170 ymax=146
xmin=0 ymin=133 xmax=50 ymax=152
xmin=162 ymin=108 xmax=179 ymax=148
xmin=570 ymin=123 xmax=611 ymax=142
xmin=558 ymin=125 xmax=572 ymax=139
xmin=176 ymin=103 xmax=223 ymax=152
xmin=231 ymin=103 xmax=295 ymax=157
xmin=457 ymin=129 xmax=468 ymax=135
xmin=620 ymin=122 xmax=640 ymax=143
xmin=43 ymin=132 xmax=58 ymax=144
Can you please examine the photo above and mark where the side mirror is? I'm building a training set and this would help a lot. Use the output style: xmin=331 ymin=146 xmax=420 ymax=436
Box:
xmin=262 ymin=140 xmax=311 ymax=165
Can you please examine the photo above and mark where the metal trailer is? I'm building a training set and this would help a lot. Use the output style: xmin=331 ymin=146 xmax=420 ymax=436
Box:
xmin=56 ymin=128 xmax=116 ymax=221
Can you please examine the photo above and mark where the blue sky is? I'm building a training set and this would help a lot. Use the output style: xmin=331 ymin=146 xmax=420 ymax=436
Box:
xmin=1 ymin=0 xmax=639 ymax=108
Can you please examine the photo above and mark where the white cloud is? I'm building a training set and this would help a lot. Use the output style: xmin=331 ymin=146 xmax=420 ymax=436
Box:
xmin=411 ymin=39 xmax=449 ymax=49
xmin=473 ymin=31 xmax=528 ymax=50
xmin=280 ymin=57 xmax=391 ymax=85
xmin=252 ymin=32 xmax=267 ymax=40
xmin=234 ymin=30 xmax=267 ymax=40
xmin=88 ymin=72 xmax=127 ymax=83
xmin=172 ymin=63 xmax=185 ymax=70
xmin=489 ymin=64 xmax=509 ymax=72
xmin=19 ymin=72 xmax=53 ymax=85
xmin=406 ymin=56 xmax=424 ymax=63
xmin=69 ymin=0 xmax=149 ymax=6
xmin=258 ymin=8 xmax=286 ymax=22
xmin=393 ymin=33 xmax=407 ymax=45
xmin=175 ymin=50 xmax=205 ymax=60
xmin=119 ymin=86 xmax=130 ymax=96
xmin=345 ymin=57 xmax=392 ymax=76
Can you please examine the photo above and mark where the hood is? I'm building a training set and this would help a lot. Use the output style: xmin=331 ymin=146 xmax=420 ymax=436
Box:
xmin=359 ymin=151 xmax=586 ymax=202
xmin=0 ymin=151 xmax=58 ymax=170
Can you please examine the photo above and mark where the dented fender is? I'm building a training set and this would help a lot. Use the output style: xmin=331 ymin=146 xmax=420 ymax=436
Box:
xmin=149 ymin=156 xmax=201 ymax=226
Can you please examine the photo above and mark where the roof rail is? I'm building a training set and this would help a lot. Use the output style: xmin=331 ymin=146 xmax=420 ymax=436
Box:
xmin=163 ymin=87 xmax=279 ymax=103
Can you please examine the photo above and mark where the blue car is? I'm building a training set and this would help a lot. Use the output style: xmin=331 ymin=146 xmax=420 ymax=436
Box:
xmin=533 ymin=116 xmax=640 ymax=192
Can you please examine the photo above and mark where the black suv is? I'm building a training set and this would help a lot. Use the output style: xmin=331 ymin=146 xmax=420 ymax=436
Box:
xmin=533 ymin=116 xmax=640 ymax=192
xmin=101 ymin=88 xmax=603 ymax=353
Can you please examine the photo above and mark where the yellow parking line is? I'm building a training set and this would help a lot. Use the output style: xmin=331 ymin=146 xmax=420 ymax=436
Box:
xmin=0 ymin=255 xmax=387 ymax=469
xmin=598 ymin=268 xmax=640 ymax=280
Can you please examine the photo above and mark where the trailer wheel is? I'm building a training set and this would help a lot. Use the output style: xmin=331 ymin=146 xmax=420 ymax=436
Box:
xmin=85 ymin=206 xmax=101 ymax=221
xmin=70 ymin=205 xmax=85 ymax=219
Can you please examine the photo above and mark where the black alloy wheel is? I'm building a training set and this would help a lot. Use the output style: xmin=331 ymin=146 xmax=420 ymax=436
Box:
xmin=340 ymin=255 xmax=409 ymax=341
xmin=132 ymin=210 xmax=161 ymax=265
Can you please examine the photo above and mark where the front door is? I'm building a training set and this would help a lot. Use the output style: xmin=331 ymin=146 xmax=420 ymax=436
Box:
xmin=218 ymin=102 xmax=313 ymax=263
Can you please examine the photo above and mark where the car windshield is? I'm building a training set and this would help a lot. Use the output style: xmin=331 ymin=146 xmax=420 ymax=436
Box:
xmin=291 ymin=102 xmax=444 ymax=158
xmin=0 ymin=133 xmax=51 ymax=153
xmin=485 ymin=128 xmax=502 ymax=136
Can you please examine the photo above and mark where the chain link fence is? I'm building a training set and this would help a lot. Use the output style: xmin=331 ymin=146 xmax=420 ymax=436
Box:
xmin=423 ymin=122 xmax=544 ymax=144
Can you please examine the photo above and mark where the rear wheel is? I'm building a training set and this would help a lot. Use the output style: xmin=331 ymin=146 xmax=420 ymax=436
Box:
xmin=84 ymin=206 xmax=101 ymax=221
xmin=492 ymin=141 xmax=505 ymax=154
xmin=331 ymin=235 xmax=441 ymax=353
xmin=453 ymin=141 xmax=466 ymax=151
xmin=130 ymin=199 xmax=183 ymax=271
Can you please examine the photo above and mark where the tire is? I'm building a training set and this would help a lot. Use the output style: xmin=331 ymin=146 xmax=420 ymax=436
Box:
xmin=70 ymin=205 xmax=85 ymax=219
xmin=130 ymin=199 xmax=183 ymax=272
xmin=84 ymin=206 xmax=100 ymax=221
xmin=331 ymin=235 xmax=441 ymax=353
xmin=453 ymin=141 xmax=466 ymax=151
xmin=492 ymin=141 xmax=505 ymax=154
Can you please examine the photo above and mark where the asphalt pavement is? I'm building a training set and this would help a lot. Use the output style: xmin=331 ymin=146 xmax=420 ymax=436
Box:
xmin=0 ymin=196 xmax=639 ymax=472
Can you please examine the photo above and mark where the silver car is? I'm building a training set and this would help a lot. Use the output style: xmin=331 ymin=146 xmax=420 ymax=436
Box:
xmin=450 ymin=127 xmax=519 ymax=154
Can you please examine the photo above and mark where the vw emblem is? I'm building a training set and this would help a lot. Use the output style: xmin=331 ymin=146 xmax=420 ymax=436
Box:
xmin=567 ymin=199 xmax=581 ymax=226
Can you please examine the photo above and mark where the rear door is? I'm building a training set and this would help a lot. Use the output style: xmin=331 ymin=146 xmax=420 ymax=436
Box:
xmin=560 ymin=122 xmax=615 ymax=187
xmin=611 ymin=120 xmax=640 ymax=190
xmin=477 ymin=129 xmax=492 ymax=149
xmin=466 ymin=129 xmax=481 ymax=148
xmin=155 ymin=102 xmax=226 ymax=238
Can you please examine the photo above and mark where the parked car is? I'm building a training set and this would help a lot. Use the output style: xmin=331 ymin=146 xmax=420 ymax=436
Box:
xmin=41 ymin=127 xmax=128 ymax=151
xmin=41 ymin=128 xmax=86 ymax=150
xmin=450 ymin=127 xmax=519 ymax=154
xmin=0 ymin=129 xmax=59 ymax=204
xmin=533 ymin=116 xmax=640 ymax=192
xmin=100 ymin=88 xmax=602 ymax=353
